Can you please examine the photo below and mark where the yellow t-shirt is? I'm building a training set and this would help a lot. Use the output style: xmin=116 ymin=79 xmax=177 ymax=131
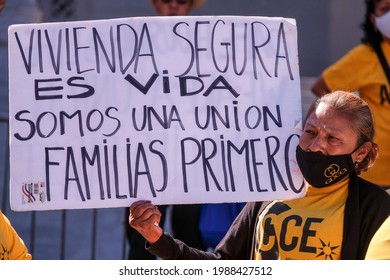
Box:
xmin=0 ymin=210 xmax=32 ymax=260
xmin=253 ymin=180 xmax=348 ymax=260
xmin=323 ymin=42 xmax=390 ymax=186
xmin=365 ymin=216 xmax=390 ymax=260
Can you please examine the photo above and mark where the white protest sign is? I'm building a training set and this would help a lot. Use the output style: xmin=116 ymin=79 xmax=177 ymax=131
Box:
xmin=9 ymin=16 xmax=304 ymax=211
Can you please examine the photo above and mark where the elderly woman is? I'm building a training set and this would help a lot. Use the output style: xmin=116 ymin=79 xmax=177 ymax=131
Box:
xmin=129 ymin=91 xmax=390 ymax=260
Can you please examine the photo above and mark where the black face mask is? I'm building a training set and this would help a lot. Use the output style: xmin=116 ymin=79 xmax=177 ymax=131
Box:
xmin=295 ymin=145 xmax=357 ymax=188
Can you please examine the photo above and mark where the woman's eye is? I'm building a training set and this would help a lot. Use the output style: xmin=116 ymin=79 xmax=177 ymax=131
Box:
xmin=304 ymin=129 xmax=315 ymax=135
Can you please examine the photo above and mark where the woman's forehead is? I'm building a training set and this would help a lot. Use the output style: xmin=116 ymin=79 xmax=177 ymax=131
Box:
xmin=305 ymin=104 xmax=354 ymax=133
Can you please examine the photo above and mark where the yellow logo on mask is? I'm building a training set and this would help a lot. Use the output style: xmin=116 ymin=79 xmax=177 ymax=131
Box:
xmin=324 ymin=164 xmax=347 ymax=185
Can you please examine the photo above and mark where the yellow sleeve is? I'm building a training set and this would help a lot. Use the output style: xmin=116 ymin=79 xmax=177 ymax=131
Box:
xmin=365 ymin=216 xmax=390 ymax=260
xmin=0 ymin=210 xmax=32 ymax=260
xmin=322 ymin=44 xmax=372 ymax=92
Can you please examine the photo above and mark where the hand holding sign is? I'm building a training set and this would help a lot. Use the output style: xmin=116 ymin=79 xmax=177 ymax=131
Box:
xmin=129 ymin=200 xmax=163 ymax=244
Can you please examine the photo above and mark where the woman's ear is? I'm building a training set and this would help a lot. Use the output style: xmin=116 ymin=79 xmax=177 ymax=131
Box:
xmin=354 ymin=142 xmax=372 ymax=163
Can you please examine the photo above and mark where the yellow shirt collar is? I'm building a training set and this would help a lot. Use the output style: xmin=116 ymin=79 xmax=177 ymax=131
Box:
xmin=305 ymin=178 xmax=349 ymax=196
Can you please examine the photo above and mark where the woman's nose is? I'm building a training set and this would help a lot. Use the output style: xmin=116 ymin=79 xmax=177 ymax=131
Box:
xmin=307 ymin=136 xmax=326 ymax=153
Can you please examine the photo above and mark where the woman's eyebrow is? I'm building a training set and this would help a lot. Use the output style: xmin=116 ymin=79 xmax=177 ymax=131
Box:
xmin=305 ymin=122 xmax=345 ymax=134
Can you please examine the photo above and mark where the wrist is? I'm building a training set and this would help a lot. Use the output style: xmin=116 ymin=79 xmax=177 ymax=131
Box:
xmin=145 ymin=227 xmax=163 ymax=244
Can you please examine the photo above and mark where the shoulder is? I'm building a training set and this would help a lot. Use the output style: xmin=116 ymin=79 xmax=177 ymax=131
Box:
xmin=346 ymin=44 xmax=374 ymax=56
xmin=233 ymin=201 xmax=271 ymax=228
xmin=0 ymin=210 xmax=9 ymax=227
xmin=244 ymin=201 xmax=264 ymax=211
xmin=331 ymin=44 xmax=375 ymax=64
xmin=323 ymin=44 xmax=375 ymax=83
xmin=245 ymin=201 xmax=275 ymax=217
xmin=357 ymin=177 xmax=390 ymax=209
xmin=357 ymin=177 xmax=389 ymax=196
xmin=365 ymin=216 xmax=390 ymax=260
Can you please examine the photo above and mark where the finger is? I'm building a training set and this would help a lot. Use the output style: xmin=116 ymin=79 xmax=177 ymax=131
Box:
xmin=130 ymin=200 xmax=151 ymax=213
xmin=140 ymin=212 xmax=161 ymax=228
xmin=130 ymin=206 xmax=161 ymax=226
xmin=129 ymin=200 xmax=155 ymax=219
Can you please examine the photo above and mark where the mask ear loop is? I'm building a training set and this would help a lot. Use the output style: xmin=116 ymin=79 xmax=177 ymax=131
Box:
xmin=350 ymin=142 xmax=364 ymax=156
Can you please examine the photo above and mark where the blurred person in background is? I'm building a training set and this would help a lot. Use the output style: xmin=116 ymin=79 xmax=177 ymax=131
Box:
xmin=0 ymin=0 xmax=36 ymax=261
xmin=311 ymin=0 xmax=390 ymax=195
xmin=0 ymin=0 xmax=5 ymax=12
xmin=149 ymin=0 xmax=205 ymax=16
xmin=1 ymin=210 xmax=32 ymax=260
xmin=365 ymin=216 xmax=390 ymax=259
